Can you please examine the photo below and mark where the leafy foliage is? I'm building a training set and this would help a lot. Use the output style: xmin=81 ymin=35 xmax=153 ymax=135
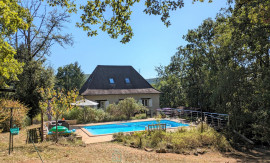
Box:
xmin=44 ymin=0 xmax=186 ymax=43
xmin=156 ymin=0 xmax=270 ymax=145
xmin=64 ymin=98 xmax=148 ymax=122
xmin=39 ymin=87 xmax=78 ymax=142
xmin=107 ymin=97 xmax=148 ymax=119
xmin=0 ymin=0 xmax=28 ymax=87
xmin=0 ymin=99 xmax=29 ymax=131
xmin=63 ymin=107 xmax=111 ymax=123
xmin=113 ymin=123 xmax=231 ymax=152
xmin=15 ymin=59 xmax=55 ymax=120
xmin=55 ymin=62 xmax=85 ymax=92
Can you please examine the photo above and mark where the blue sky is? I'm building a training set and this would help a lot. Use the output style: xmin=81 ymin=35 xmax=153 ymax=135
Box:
xmin=47 ymin=1 xmax=228 ymax=79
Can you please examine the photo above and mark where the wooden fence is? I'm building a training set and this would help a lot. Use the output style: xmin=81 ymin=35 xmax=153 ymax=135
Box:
xmin=26 ymin=127 xmax=42 ymax=144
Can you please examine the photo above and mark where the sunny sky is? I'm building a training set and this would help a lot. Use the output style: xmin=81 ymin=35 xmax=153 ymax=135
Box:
xmin=47 ymin=1 xmax=229 ymax=79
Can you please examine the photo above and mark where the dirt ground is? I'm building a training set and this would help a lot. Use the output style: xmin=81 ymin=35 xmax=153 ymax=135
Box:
xmin=0 ymin=127 xmax=269 ymax=163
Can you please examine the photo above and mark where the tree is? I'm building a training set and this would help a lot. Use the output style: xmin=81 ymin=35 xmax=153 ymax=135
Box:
xmin=157 ymin=0 xmax=270 ymax=145
xmin=47 ymin=0 xmax=269 ymax=44
xmin=14 ymin=56 xmax=55 ymax=123
xmin=14 ymin=1 xmax=73 ymax=61
xmin=118 ymin=98 xmax=148 ymax=119
xmin=45 ymin=0 xmax=185 ymax=43
xmin=0 ymin=0 xmax=29 ymax=87
xmin=39 ymin=87 xmax=78 ymax=143
xmin=12 ymin=1 xmax=73 ymax=121
xmin=55 ymin=62 xmax=85 ymax=92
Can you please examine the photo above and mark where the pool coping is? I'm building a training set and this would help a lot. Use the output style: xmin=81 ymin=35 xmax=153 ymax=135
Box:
xmin=72 ymin=118 xmax=191 ymax=137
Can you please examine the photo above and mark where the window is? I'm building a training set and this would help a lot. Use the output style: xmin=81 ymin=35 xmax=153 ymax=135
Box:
xmin=140 ymin=98 xmax=152 ymax=107
xmin=125 ymin=78 xmax=130 ymax=84
xmin=141 ymin=99 xmax=148 ymax=107
xmin=109 ymin=78 xmax=114 ymax=84
xmin=96 ymin=100 xmax=107 ymax=109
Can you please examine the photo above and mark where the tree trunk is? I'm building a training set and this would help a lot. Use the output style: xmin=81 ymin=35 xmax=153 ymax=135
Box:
xmin=55 ymin=115 xmax=58 ymax=143
xmin=41 ymin=109 xmax=44 ymax=142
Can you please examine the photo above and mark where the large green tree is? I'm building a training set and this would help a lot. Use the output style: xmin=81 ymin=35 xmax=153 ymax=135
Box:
xmin=14 ymin=47 xmax=55 ymax=121
xmin=157 ymin=0 xmax=270 ymax=145
xmin=55 ymin=62 xmax=85 ymax=92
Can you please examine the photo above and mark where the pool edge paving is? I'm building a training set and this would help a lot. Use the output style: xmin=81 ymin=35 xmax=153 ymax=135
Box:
xmin=71 ymin=118 xmax=192 ymax=144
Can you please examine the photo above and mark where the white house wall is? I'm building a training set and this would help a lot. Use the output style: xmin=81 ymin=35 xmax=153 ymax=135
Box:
xmin=84 ymin=93 xmax=160 ymax=116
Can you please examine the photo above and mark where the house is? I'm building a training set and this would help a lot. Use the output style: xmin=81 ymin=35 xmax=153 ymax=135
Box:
xmin=79 ymin=65 xmax=161 ymax=116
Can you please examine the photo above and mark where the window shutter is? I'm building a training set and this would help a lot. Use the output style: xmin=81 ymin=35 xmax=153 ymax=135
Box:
xmin=149 ymin=99 xmax=152 ymax=107
xmin=105 ymin=101 xmax=109 ymax=108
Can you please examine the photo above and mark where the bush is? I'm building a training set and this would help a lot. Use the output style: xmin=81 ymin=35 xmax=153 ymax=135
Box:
xmin=106 ymin=103 xmax=120 ymax=117
xmin=131 ymin=113 xmax=147 ymax=120
xmin=113 ymin=132 xmax=125 ymax=142
xmin=63 ymin=107 xmax=81 ymax=120
xmin=118 ymin=98 xmax=148 ymax=119
xmin=0 ymin=99 xmax=29 ymax=132
xmin=63 ymin=107 xmax=112 ymax=123
xmin=113 ymin=122 xmax=232 ymax=153
xmin=106 ymin=98 xmax=148 ymax=120
xmin=63 ymin=98 xmax=149 ymax=123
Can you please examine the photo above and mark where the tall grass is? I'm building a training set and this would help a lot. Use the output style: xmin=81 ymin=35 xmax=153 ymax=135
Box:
xmin=113 ymin=123 xmax=232 ymax=153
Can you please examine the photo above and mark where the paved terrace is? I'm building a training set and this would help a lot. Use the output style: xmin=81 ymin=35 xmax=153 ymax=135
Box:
xmin=70 ymin=118 xmax=192 ymax=144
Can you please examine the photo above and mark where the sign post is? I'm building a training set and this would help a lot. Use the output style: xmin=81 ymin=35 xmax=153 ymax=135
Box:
xmin=3 ymin=107 xmax=20 ymax=155
xmin=0 ymin=88 xmax=17 ymax=155
xmin=9 ymin=107 xmax=13 ymax=155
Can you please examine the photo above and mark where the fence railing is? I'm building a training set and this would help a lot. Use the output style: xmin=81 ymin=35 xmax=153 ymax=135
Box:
xmin=146 ymin=124 xmax=166 ymax=132
xmin=26 ymin=127 xmax=42 ymax=144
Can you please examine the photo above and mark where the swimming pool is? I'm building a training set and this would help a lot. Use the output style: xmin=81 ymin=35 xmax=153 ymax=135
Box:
xmin=83 ymin=120 xmax=189 ymax=135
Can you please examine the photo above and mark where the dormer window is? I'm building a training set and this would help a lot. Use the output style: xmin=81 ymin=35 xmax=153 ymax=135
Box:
xmin=125 ymin=78 xmax=130 ymax=84
xmin=109 ymin=78 xmax=114 ymax=84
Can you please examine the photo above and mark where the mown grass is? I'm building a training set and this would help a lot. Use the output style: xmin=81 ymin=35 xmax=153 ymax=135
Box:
xmin=113 ymin=123 xmax=232 ymax=153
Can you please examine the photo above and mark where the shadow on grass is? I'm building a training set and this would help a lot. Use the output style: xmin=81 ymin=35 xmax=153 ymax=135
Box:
xmin=222 ymin=147 xmax=270 ymax=162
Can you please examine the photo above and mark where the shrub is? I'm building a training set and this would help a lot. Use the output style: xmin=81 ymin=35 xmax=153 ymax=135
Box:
xmin=0 ymin=99 xmax=29 ymax=132
xmin=63 ymin=107 xmax=81 ymax=120
xmin=112 ymin=122 xmax=232 ymax=153
xmin=106 ymin=98 xmax=148 ymax=120
xmin=63 ymin=107 xmax=112 ymax=123
xmin=131 ymin=113 xmax=147 ymax=120
xmin=106 ymin=103 xmax=121 ymax=117
xmin=113 ymin=132 xmax=125 ymax=142
xmin=118 ymin=98 xmax=148 ymax=119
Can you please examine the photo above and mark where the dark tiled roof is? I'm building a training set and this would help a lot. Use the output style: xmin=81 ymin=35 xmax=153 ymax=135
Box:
xmin=79 ymin=65 xmax=160 ymax=95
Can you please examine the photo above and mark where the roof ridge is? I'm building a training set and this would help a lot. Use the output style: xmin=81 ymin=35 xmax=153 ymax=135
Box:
xmin=97 ymin=65 xmax=132 ymax=67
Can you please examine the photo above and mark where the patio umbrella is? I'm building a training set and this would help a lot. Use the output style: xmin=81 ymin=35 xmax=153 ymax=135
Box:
xmin=71 ymin=99 xmax=98 ymax=106
xmin=71 ymin=99 xmax=98 ymax=122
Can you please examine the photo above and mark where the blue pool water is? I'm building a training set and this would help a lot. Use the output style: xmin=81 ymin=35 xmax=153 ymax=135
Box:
xmin=84 ymin=120 xmax=189 ymax=135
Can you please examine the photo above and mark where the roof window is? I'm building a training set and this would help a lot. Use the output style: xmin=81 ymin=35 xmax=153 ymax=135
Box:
xmin=125 ymin=78 xmax=130 ymax=84
xmin=109 ymin=78 xmax=114 ymax=84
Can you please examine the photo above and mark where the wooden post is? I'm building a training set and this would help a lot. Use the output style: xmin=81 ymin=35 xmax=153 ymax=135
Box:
xmin=41 ymin=110 xmax=44 ymax=142
xmin=9 ymin=107 xmax=13 ymax=155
